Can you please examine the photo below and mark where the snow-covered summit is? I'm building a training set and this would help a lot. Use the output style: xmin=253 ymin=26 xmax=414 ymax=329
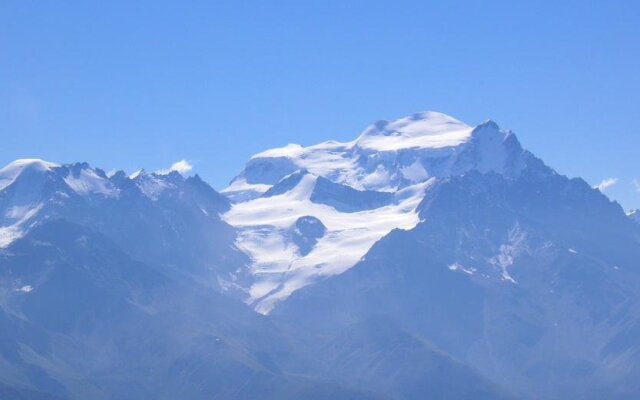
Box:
xmin=0 ymin=159 xmax=60 ymax=191
xmin=223 ymin=111 xmax=527 ymax=202
xmin=355 ymin=111 xmax=472 ymax=151
xmin=0 ymin=159 xmax=228 ymax=249
xmin=222 ymin=111 xmax=533 ymax=313
xmin=0 ymin=159 xmax=203 ymax=203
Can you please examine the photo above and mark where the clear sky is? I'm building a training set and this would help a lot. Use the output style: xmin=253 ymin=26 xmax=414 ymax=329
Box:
xmin=1 ymin=1 xmax=639 ymax=209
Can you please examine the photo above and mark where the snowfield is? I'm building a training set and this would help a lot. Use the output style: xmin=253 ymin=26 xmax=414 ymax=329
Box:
xmin=224 ymin=175 xmax=433 ymax=313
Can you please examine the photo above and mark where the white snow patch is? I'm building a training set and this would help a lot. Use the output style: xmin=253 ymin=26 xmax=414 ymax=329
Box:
xmin=360 ymin=165 xmax=392 ymax=188
xmin=129 ymin=169 xmax=144 ymax=179
xmin=0 ymin=203 xmax=43 ymax=248
xmin=223 ymin=176 xmax=434 ymax=314
xmin=64 ymin=168 xmax=119 ymax=197
xmin=401 ymin=160 xmax=429 ymax=182
xmin=5 ymin=205 xmax=37 ymax=220
xmin=489 ymin=223 xmax=529 ymax=284
xmin=133 ymin=174 xmax=173 ymax=200
xmin=220 ymin=178 xmax=272 ymax=202
xmin=0 ymin=226 xmax=25 ymax=248
xmin=252 ymin=143 xmax=306 ymax=159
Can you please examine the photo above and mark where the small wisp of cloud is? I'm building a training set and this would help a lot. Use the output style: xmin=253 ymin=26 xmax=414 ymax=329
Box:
xmin=156 ymin=160 xmax=193 ymax=176
xmin=633 ymin=179 xmax=640 ymax=193
xmin=594 ymin=178 xmax=618 ymax=192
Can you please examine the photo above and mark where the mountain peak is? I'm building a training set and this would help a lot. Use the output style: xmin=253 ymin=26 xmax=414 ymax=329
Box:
xmin=355 ymin=112 xmax=515 ymax=154
xmin=0 ymin=159 xmax=60 ymax=191
xmin=356 ymin=111 xmax=472 ymax=152
xmin=0 ymin=158 xmax=231 ymax=251
xmin=129 ymin=168 xmax=146 ymax=179
xmin=1 ymin=158 xmax=59 ymax=170
xmin=225 ymin=111 xmax=525 ymax=202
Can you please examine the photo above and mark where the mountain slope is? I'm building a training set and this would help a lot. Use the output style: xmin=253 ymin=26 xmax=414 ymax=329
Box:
xmin=0 ymin=219 xmax=379 ymax=399
xmin=278 ymin=315 xmax=517 ymax=400
xmin=274 ymin=165 xmax=640 ymax=399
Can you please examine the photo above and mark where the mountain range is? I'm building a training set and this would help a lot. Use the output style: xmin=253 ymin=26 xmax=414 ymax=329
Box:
xmin=1 ymin=111 xmax=639 ymax=399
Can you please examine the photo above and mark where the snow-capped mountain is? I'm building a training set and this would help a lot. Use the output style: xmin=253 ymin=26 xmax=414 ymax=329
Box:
xmin=222 ymin=111 xmax=533 ymax=312
xmin=224 ymin=111 xmax=526 ymax=200
xmin=0 ymin=159 xmax=245 ymax=288
xmin=2 ymin=111 xmax=640 ymax=400
xmin=220 ymin=111 xmax=640 ymax=399
xmin=0 ymin=147 xmax=513 ymax=399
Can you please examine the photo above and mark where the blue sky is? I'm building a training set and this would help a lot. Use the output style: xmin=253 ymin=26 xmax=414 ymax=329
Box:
xmin=1 ymin=1 xmax=639 ymax=209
